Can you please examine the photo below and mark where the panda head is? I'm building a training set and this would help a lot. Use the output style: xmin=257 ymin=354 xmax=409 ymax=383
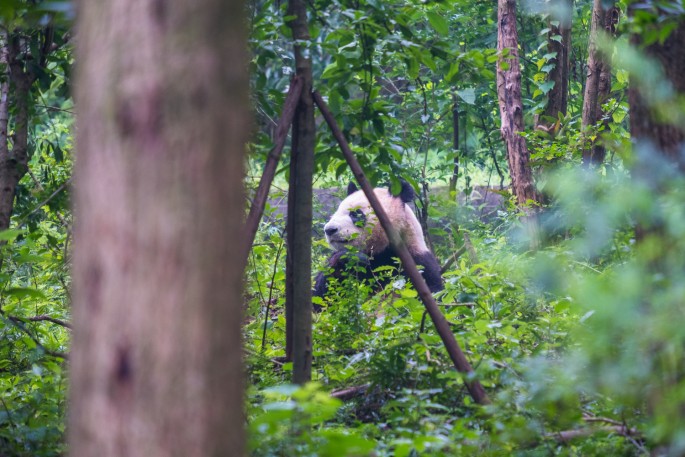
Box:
xmin=323 ymin=181 xmax=429 ymax=255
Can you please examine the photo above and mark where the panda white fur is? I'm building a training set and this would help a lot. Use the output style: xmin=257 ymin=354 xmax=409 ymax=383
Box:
xmin=314 ymin=181 xmax=443 ymax=300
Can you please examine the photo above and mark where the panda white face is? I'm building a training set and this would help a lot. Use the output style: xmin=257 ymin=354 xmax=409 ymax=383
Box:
xmin=323 ymin=189 xmax=378 ymax=252
xmin=323 ymin=185 xmax=431 ymax=255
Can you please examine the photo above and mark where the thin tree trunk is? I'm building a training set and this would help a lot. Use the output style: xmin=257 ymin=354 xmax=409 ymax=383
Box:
xmin=587 ymin=36 xmax=613 ymax=164
xmin=581 ymin=0 xmax=617 ymax=166
xmin=0 ymin=35 xmax=37 ymax=233
xmin=559 ymin=6 xmax=572 ymax=117
xmin=284 ymin=0 xmax=315 ymax=383
xmin=497 ymin=0 xmax=539 ymax=205
xmin=449 ymin=95 xmax=460 ymax=193
xmin=69 ymin=1 xmax=249 ymax=455
xmin=538 ymin=0 xmax=572 ymax=129
xmin=0 ymin=33 xmax=10 ymax=233
xmin=242 ymin=76 xmax=303 ymax=263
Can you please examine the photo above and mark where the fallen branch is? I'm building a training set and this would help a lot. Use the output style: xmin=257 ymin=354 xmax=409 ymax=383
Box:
xmin=547 ymin=425 xmax=640 ymax=444
xmin=242 ymin=76 xmax=304 ymax=263
xmin=331 ymin=384 xmax=369 ymax=400
xmin=313 ymin=90 xmax=490 ymax=406
xmin=440 ymin=245 xmax=466 ymax=274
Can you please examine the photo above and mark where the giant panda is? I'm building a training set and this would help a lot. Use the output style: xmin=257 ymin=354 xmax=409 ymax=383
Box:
xmin=314 ymin=180 xmax=443 ymax=300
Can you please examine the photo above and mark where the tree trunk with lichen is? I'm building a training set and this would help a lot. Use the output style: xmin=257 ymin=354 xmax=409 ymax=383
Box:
xmin=0 ymin=32 xmax=39 ymax=233
xmin=582 ymin=0 xmax=619 ymax=166
xmin=497 ymin=0 xmax=539 ymax=206
xmin=537 ymin=0 xmax=572 ymax=132
xmin=69 ymin=1 xmax=249 ymax=455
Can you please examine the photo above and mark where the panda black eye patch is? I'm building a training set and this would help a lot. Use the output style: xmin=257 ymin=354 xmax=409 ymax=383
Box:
xmin=349 ymin=209 xmax=366 ymax=226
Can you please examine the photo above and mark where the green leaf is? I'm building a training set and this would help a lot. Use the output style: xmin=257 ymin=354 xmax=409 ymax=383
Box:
xmin=538 ymin=80 xmax=555 ymax=95
xmin=321 ymin=61 xmax=338 ymax=79
xmin=0 ymin=229 xmax=24 ymax=241
xmin=612 ymin=110 xmax=626 ymax=123
xmin=5 ymin=287 xmax=47 ymax=300
xmin=457 ymin=88 xmax=476 ymax=105
xmin=426 ymin=11 xmax=449 ymax=36
xmin=446 ymin=61 xmax=460 ymax=82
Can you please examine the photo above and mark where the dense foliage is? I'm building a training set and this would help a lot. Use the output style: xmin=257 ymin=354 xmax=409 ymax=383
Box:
xmin=1 ymin=0 xmax=684 ymax=455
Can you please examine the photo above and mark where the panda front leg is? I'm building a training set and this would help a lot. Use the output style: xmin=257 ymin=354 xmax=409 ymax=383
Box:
xmin=412 ymin=251 xmax=444 ymax=293
xmin=313 ymin=249 xmax=371 ymax=310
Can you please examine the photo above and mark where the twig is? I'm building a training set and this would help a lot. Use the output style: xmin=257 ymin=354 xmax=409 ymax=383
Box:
xmin=17 ymin=178 xmax=71 ymax=226
xmin=0 ymin=397 xmax=16 ymax=429
xmin=2 ymin=312 xmax=68 ymax=359
xmin=35 ymin=104 xmax=74 ymax=115
xmin=13 ymin=314 xmax=72 ymax=329
xmin=261 ymin=232 xmax=285 ymax=351
xmin=314 ymin=90 xmax=490 ymax=406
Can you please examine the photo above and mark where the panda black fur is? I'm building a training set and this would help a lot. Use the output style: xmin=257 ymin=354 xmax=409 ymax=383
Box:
xmin=314 ymin=181 xmax=443 ymax=300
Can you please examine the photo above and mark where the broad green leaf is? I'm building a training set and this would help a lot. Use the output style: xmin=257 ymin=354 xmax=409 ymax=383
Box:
xmin=0 ymin=229 xmax=23 ymax=241
xmin=426 ymin=11 xmax=449 ymax=36
xmin=321 ymin=61 xmax=338 ymax=79
xmin=5 ymin=287 xmax=47 ymax=300
xmin=456 ymin=88 xmax=476 ymax=105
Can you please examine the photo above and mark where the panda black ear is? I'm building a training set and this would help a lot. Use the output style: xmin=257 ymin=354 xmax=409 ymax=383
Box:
xmin=396 ymin=179 xmax=415 ymax=203
xmin=347 ymin=182 xmax=359 ymax=195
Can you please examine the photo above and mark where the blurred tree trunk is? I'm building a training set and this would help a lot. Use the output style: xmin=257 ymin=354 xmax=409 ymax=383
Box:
xmin=497 ymin=0 xmax=539 ymax=205
xmin=69 ymin=0 xmax=249 ymax=455
xmin=582 ymin=0 xmax=619 ymax=166
xmin=284 ymin=0 xmax=314 ymax=383
xmin=629 ymin=18 xmax=685 ymax=168
xmin=537 ymin=0 xmax=573 ymax=131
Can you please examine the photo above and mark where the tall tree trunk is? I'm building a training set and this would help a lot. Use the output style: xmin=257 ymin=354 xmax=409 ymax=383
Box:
xmin=69 ymin=0 xmax=249 ymax=455
xmin=629 ymin=18 xmax=685 ymax=167
xmin=449 ymin=95 xmax=460 ymax=193
xmin=538 ymin=0 xmax=573 ymax=130
xmin=0 ymin=34 xmax=38 ymax=233
xmin=497 ymin=0 xmax=539 ymax=205
xmin=0 ymin=33 xmax=11 ymax=233
xmin=581 ymin=0 xmax=618 ymax=166
xmin=284 ymin=0 xmax=314 ymax=383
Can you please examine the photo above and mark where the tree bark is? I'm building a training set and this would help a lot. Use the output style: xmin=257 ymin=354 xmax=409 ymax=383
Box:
xmin=449 ymin=95 xmax=460 ymax=193
xmin=284 ymin=0 xmax=315 ymax=384
xmin=0 ymin=32 xmax=10 ymax=233
xmin=69 ymin=1 xmax=249 ymax=455
xmin=538 ymin=0 xmax=572 ymax=129
xmin=581 ymin=0 xmax=617 ymax=166
xmin=0 ymin=33 xmax=38 ymax=233
xmin=629 ymin=18 xmax=685 ymax=168
xmin=497 ymin=0 xmax=539 ymax=206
